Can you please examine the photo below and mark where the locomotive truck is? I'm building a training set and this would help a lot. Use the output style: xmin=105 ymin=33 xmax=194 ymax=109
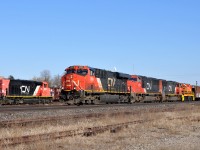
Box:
xmin=60 ymin=65 xmax=195 ymax=105
xmin=0 ymin=78 xmax=52 ymax=104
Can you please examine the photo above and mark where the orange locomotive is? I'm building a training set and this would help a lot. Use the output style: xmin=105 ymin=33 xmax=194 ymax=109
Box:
xmin=60 ymin=65 xmax=132 ymax=104
xmin=60 ymin=65 xmax=195 ymax=105
xmin=0 ymin=78 xmax=52 ymax=104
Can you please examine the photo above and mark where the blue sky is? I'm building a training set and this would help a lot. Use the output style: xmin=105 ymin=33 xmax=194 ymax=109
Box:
xmin=0 ymin=0 xmax=199 ymax=84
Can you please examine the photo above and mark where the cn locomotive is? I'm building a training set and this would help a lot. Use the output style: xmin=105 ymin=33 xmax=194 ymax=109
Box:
xmin=60 ymin=65 xmax=198 ymax=105
xmin=1 ymin=65 xmax=199 ymax=105
xmin=0 ymin=78 xmax=52 ymax=104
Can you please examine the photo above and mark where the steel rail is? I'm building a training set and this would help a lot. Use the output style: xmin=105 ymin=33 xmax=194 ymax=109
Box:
xmin=1 ymin=116 xmax=200 ymax=147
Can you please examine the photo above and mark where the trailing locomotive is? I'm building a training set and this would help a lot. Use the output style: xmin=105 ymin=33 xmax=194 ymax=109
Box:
xmin=128 ymin=76 xmax=194 ymax=102
xmin=0 ymin=78 xmax=52 ymax=104
xmin=60 ymin=65 xmax=195 ymax=105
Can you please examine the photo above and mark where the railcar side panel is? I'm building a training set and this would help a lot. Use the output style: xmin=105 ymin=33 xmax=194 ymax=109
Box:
xmin=8 ymin=80 xmax=42 ymax=96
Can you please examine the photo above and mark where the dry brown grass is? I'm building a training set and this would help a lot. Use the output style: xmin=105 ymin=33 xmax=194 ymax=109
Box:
xmin=2 ymin=104 xmax=200 ymax=150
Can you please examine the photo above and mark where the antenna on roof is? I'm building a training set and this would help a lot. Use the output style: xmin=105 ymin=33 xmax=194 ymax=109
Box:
xmin=113 ymin=67 xmax=117 ymax=72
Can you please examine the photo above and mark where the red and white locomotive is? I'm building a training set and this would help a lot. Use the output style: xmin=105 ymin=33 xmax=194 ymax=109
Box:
xmin=0 ymin=77 xmax=52 ymax=104
xmin=60 ymin=65 xmax=195 ymax=105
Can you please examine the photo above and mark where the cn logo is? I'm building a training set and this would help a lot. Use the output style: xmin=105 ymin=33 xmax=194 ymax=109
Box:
xmin=146 ymin=83 xmax=152 ymax=90
xmin=20 ymin=85 xmax=30 ymax=94
xmin=108 ymin=78 xmax=116 ymax=87
xmin=168 ymin=85 xmax=172 ymax=92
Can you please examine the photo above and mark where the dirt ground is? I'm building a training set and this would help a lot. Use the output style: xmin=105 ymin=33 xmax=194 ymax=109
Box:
xmin=3 ymin=104 xmax=200 ymax=150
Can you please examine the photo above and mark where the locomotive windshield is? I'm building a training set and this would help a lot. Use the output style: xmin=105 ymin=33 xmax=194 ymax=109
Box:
xmin=130 ymin=78 xmax=137 ymax=81
xmin=129 ymin=78 xmax=138 ymax=82
xmin=65 ymin=68 xmax=88 ymax=76
xmin=66 ymin=69 xmax=76 ymax=74
xmin=77 ymin=69 xmax=88 ymax=76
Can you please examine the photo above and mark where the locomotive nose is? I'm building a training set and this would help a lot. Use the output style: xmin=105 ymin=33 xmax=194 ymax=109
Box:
xmin=65 ymin=77 xmax=72 ymax=90
xmin=65 ymin=75 xmax=77 ymax=90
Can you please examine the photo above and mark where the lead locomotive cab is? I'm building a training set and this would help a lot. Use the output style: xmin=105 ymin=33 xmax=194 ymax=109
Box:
xmin=60 ymin=66 xmax=96 ymax=104
xmin=60 ymin=65 xmax=131 ymax=105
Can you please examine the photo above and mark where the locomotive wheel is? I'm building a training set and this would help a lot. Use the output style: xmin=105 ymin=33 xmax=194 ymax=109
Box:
xmin=91 ymin=100 xmax=95 ymax=105
xmin=130 ymin=98 xmax=136 ymax=104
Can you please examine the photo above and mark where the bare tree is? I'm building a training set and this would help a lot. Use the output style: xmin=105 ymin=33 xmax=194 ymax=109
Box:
xmin=8 ymin=75 xmax=14 ymax=80
xmin=32 ymin=70 xmax=62 ymax=88
xmin=51 ymin=74 xmax=61 ymax=88
xmin=40 ymin=70 xmax=51 ymax=83
xmin=32 ymin=70 xmax=52 ymax=86
xmin=32 ymin=76 xmax=42 ymax=82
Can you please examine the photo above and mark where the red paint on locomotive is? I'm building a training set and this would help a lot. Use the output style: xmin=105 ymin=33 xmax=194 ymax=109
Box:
xmin=0 ymin=78 xmax=10 ymax=97
xmin=62 ymin=66 xmax=102 ymax=92
xmin=127 ymin=75 xmax=145 ymax=93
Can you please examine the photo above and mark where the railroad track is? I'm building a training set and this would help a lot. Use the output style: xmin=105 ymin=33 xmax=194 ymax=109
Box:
xmin=1 ymin=116 xmax=200 ymax=147
xmin=0 ymin=104 xmax=103 ymax=112
xmin=0 ymin=119 xmax=149 ymax=147
xmin=0 ymin=113 xmax=106 ymax=128
xmin=0 ymin=101 xmax=199 ymax=147
xmin=0 ymin=102 xmax=197 ymax=128
xmin=0 ymin=100 xmax=199 ymax=113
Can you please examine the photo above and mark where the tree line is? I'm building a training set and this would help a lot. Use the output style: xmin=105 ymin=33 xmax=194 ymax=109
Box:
xmin=32 ymin=70 xmax=61 ymax=88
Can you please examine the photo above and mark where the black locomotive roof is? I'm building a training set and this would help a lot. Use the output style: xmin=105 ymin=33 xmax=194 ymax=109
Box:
xmin=92 ymin=66 xmax=131 ymax=79
xmin=167 ymin=81 xmax=178 ymax=83
xmin=10 ymin=79 xmax=43 ymax=84
xmin=116 ymin=72 xmax=131 ymax=79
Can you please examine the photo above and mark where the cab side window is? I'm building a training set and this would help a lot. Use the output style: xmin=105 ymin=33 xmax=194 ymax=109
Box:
xmin=95 ymin=69 xmax=100 ymax=77
xmin=44 ymin=84 xmax=47 ymax=88
xmin=90 ymin=70 xmax=95 ymax=76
